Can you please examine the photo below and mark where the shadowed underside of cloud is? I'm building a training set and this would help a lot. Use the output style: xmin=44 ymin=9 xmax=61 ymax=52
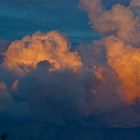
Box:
xmin=0 ymin=0 xmax=140 ymax=139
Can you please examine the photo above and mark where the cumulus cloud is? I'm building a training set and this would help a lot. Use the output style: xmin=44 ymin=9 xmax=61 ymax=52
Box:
xmin=11 ymin=80 xmax=19 ymax=91
xmin=0 ymin=1 xmax=140 ymax=138
xmin=3 ymin=31 xmax=83 ymax=76
xmin=0 ymin=30 xmax=123 ymax=129
xmin=130 ymin=0 xmax=140 ymax=7
xmin=80 ymin=0 xmax=140 ymax=104
xmin=105 ymin=36 xmax=140 ymax=104
xmin=80 ymin=0 xmax=140 ymax=43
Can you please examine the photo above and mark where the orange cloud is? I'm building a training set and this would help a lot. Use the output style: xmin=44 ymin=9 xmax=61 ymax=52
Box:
xmin=80 ymin=0 xmax=140 ymax=104
xmin=105 ymin=36 xmax=140 ymax=104
xmin=130 ymin=0 xmax=140 ymax=7
xmin=93 ymin=66 xmax=106 ymax=83
xmin=3 ymin=31 xmax=83 ymax=76
xmin=80 ymin=0 xmax=140 ymax=42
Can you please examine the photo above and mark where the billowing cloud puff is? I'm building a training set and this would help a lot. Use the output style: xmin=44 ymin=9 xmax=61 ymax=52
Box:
xmin=0 ymin=36 xmax=123 ymax=128
xmin=105 ymin=36 xmax=140 ymax=104
xmin=80 ymin=0 xmax=140 ymax=43
xmin=3 ymin=31 xmax=83 ymax=76
xmin=80 ymin=0 xmax=140 ymax=104
xmin=130 ymin=0 xmax=140 ymax=7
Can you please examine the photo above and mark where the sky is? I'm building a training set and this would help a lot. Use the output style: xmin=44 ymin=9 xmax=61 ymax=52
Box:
xmin=0 ymin=0 xmax=100 ymax=44
xmin=1 ymin=0 xmax=140 ymax=140
xmin=0 ymin=0 xmax=129 ymax=44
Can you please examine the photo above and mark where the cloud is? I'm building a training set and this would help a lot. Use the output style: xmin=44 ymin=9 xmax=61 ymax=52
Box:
xmin=11 ymin=59 xmax=122 ymax=130
xmin=105 ymin=36 xmax=140 ymax=104
xmin=3 ymin=31 xmax=83 ymax=76
xmin=11 ymin=80 xmax=19 ymax=91
xmin=1 ymin=1 xmax=140 ymax=139
xmin=0 ymin=36 xmax=122 ymax=128
xmin=130 ymin=0 xmax=140 ymax=7
xmin=80 ymin=0 xmax=140 ymax=104
xmin=80 ymin=0 xmax=140 ymax=43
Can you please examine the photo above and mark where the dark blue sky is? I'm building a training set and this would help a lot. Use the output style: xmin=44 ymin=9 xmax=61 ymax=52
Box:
xmin=0 ymin=0 xmax=130 ymax=44
xmin=0 ymin=0 xmax=101 ymax=45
